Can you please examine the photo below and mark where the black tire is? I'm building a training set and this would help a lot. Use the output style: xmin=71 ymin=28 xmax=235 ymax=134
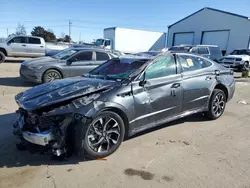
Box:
xmin=205 ymin=89 xmax=226 ymax=120
xmin=42 ymin=69 xmax=62 ymax=83
xmin=74 ymin=111 xmax=125 ymax=159
xmin=0 ymin=51 xmax=5 ymax=63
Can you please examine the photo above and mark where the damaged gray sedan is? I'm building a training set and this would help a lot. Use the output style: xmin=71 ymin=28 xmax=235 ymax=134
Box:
xmin=13 ymin=53 xmax=235 ymax=159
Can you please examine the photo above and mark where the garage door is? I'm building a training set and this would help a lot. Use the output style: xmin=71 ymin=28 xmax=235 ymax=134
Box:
xmin=201 ymin=31 xmax=229 ymax=51
xmin=173 ymin=32 xmax=194 ymax=46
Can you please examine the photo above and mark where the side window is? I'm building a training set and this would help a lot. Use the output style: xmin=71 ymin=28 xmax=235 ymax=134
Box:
xmin=145 ymin=56 xmax=176 ymax=80
xmin=9 ymin=37 xmax=26 ymax=44
xmin=28 ymin=37 xmax=41 ymax=44
xmin=199 ymin=58 xmax=213 ymax=68
xmin=96 ymin=52 xmax=110 ymax=61
xmin=198 ymin=47 xmax=209 ymax=55
xmin=190 ymin=47 xmax=198 ymax=53
xmin=178 ymin=55 xmax=203 ymax=72
xmin=104 ymin=40 xmax=111 ymax=46
xmin=71 ymin=51 xmax=92 ymax=62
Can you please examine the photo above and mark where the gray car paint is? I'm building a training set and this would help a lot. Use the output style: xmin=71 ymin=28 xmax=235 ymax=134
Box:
xmin=20 ymin=48 xmax=114 ymax=83
xmin=13 ymin=53 xmax=235 ymax=155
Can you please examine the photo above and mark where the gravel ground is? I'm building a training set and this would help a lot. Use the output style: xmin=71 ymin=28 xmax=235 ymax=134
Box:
xmin=0 ymin=59 xmax=250 ymax=188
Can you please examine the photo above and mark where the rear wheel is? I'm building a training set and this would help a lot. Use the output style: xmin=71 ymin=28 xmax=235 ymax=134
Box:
xmin=0 ymin=51 xmax=5 ymax=63
xmin=75 ymin=111 xmax=125 ymax=159
xmin=205 ymin=89 xmax=226 ymax=120
xmin=42 ymin=69 xmax=62 ymax=83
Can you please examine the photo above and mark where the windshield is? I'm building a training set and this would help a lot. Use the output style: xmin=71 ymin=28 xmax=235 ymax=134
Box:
xmin=53 ymin=49 xmax=78 ymax=60
xmin=89 ymin=58 xmax=149 ymax=80
xmin=95 ymin=39 xmax=105 ymax=46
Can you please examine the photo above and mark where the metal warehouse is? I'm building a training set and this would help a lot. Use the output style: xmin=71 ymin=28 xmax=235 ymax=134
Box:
xmin=167 ymin=7 xmax=250 ymax=55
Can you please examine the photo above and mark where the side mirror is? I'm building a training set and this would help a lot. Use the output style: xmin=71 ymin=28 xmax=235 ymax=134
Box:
xmin=66 ymin=60 xmax=72 ymax=66
xmin=215 ymin=70 xmax=220 ymax=76
xmin=139 ymin=72 xmax=147 ymax=87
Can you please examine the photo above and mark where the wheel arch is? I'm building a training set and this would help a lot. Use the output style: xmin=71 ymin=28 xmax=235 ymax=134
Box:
xmin=0 ymin=48 xmax=8 ymax=56
xmin=100 ymin=107 xmax=130 ymax=138
xmin=213 ymin=83 xmax=229 ymax=101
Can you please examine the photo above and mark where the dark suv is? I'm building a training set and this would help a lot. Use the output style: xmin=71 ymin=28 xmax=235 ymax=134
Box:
xmin=169 ymin=45 xmax=222 ymax=62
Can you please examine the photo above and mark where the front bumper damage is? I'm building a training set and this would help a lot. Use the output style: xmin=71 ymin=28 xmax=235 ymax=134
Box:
xmin=13 ymin=109 xmax=88 ymax=156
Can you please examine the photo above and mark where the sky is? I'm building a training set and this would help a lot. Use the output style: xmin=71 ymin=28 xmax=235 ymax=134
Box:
xmin=0 ymin=0 xmax=250 ymax=42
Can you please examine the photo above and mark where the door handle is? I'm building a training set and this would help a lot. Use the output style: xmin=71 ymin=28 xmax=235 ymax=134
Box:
xmin=171 ymin=83 xmax=181 ymax=88
xmin=40 ymin=46 xmax=44 ymax=48
xmin=205 ymin=76 xmax=212 ymax=80
xmin=22 ymin=45 xmax=26 ymax=47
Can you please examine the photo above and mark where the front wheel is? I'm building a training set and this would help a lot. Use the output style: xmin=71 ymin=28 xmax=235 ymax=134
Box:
xmin=75 ymin=111 xmax=125 ymax=159
xmin=0 ymin=51 xmax=6 ymax=63
xmin=42 ymin=69 xmax=62 ymax=83
xmin=205 ymin=89 xmax=226 ymax=120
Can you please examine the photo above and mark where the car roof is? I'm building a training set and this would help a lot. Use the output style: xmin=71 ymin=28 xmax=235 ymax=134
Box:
xmin=70 ymin=47 xmax=113 ymax=53
xmin=196 ymin=45 xmax=218 ymax=47
xmin=118 ymin=55 xmax=151 ymax=60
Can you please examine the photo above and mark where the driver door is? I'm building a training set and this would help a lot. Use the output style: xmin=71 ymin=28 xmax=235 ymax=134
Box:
xmin=131 ymin=55 xmax=183 ymax=131
xmin=67 ymin=51 xmax=96 ymax=77
xmin=8 ymin=36 xmax=27 ymax=56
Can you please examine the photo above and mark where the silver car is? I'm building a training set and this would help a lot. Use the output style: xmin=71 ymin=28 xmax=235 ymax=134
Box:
xmin=20 ymin=48 xmax=115 ymax=83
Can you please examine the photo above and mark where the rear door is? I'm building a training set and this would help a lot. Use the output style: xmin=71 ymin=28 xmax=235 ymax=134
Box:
xmin=67 ymin=51 xmax=96 ymax=76
xmin=8 ymin=36 xmax=27 ymax=56
xmin=94 ymin=51 xmax=111 ymax=66
xmin=176 ymin=54 xmax=215 ymax=112
xmin=27 ymin=37 xmax=45 ymax=57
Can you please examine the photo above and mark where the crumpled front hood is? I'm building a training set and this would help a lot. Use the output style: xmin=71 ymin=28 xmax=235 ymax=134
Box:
xmin=22 ymin=56 xmax=60 ymax=66
xmin=15 ymin=77 xmax=116 ymax=111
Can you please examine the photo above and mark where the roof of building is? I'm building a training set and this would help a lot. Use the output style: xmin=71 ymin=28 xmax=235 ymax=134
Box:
xmin=168 ymin=7 xmax=249 ymax=28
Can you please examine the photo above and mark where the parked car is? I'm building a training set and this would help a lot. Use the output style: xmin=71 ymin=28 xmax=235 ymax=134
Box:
xmin=169 ymin=45 xmax=222 ymax=62
xmin=189 ymin=45 xmax=222 ymax=62
xmin=13 ymin=52 xmax=235 ymax=159
xmin=0 ymin=35 xmax=46 ymax=63
xmin=219 ymin=49 xmax=250 ymax=71
xmin=20 ymin=48 xmax=115 ymax=83
xmin=168 ymin=45 xmax=194 ymax=52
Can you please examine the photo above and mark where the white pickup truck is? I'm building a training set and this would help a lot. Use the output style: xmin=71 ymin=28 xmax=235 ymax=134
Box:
xmin=0 ymin=35 xmax=46 ymax=63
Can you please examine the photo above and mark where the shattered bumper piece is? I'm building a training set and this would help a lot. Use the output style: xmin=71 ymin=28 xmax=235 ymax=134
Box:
xmin=22 ymin=129 xmax=54 ymax=146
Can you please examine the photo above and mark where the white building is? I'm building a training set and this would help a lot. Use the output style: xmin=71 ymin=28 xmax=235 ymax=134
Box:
xmin=167 ymin=7 xmax=250 ymax=54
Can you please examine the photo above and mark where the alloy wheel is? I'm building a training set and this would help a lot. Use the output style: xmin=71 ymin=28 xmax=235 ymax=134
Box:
xmin=212 ymin=93 xmax=225 ymax=117
xmin=87 ymin=117 xmax=121 ymax=153
xmin=46 ymin=72 xmax=61 ymax=82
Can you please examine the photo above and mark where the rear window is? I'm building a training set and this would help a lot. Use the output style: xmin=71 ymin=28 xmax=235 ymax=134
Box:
xmin=28 ymin=37 xmax=41 ymax=44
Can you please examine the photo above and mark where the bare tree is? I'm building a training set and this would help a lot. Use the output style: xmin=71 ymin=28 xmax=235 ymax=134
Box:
xmin=16 ymin=23 xmax=26 ymax=35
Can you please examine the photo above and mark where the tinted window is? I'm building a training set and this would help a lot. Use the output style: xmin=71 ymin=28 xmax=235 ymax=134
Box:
xmin=96 ymin=52 xmax=110 ymax=61
xmin=145 ymin=56 xmax=176 ymax=79
xmin=178 ymin=55 xmax=203 ymax=72
xmin=209 ymin=47 xmax=222 ymax=57
xmin=190 ymin=47 xmax=198 ymax=53
xmin=198 ymin=47 xmax=209 ymax=54
xmin=104 ymin=40 xmax=111 ymax=46
xmin=72 ymin=51 xmax=92 ymax=61
xmin=9 ymin=37 xmax=26 ymax=43
xmin=28 ymin=37 xmax=41 ymax=44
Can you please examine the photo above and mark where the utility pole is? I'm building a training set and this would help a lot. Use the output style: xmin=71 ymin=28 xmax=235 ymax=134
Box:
xmin=69 ymin=20 xmax=72 ymax=42
xmin=6 ymin=28 xmax=8 ymax=37
xmin=79 ymin=32 xmax=81 ymax=43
